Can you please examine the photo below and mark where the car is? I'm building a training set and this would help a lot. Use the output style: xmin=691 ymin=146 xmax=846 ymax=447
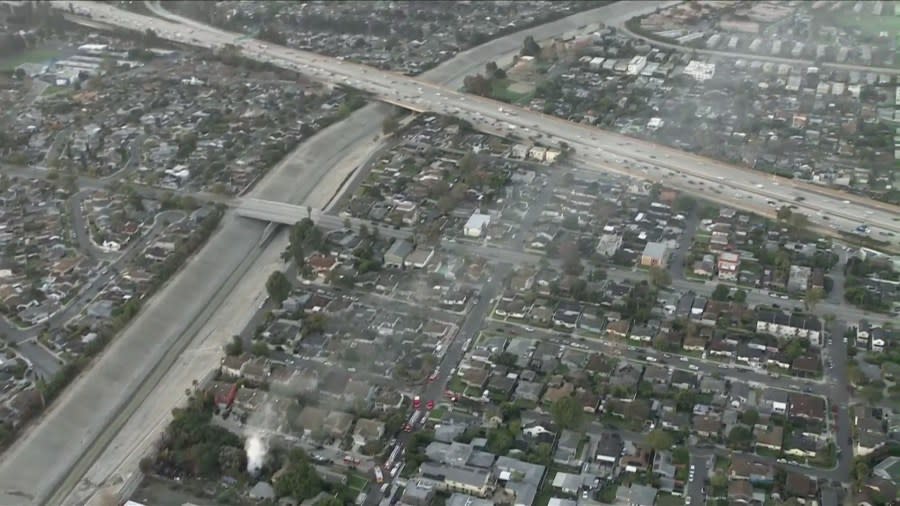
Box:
xmin=428 ymin=373 xmax=438 ymax=383
xmin=680 ymin=357 xmax=689 ymax=362
xmin=426 ymin=400 xmax=435 ymax=410
xmin=689 ymin=365 xmax=700 ymax=371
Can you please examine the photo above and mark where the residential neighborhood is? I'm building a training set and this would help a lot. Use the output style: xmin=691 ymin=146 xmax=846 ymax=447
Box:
xmin=1 ymin=2 xmax=899 ymax=506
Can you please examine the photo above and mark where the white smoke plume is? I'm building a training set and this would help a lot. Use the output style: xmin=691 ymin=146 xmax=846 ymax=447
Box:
xmin=245 ymin=432 xmax=268 ymax=475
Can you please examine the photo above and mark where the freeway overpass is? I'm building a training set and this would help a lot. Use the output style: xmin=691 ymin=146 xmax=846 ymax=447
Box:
xmin=56 ymin=1 xmax=900 ymax=253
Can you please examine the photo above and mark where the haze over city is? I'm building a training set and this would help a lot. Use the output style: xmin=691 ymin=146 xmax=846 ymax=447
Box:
xmin=0 ymin=1 xmax=898 ymax=506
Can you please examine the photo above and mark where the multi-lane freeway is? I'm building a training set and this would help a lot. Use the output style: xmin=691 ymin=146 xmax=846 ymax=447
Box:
xmin=58 ymin=1 xmax=900 ymax=253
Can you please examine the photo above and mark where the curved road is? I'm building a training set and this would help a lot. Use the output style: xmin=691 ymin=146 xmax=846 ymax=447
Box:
xmin=618 ymin=20 xmax=900 ymax=75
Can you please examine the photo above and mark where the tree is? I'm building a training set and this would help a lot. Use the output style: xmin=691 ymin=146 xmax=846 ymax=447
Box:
xmin=648 ymin=266 xmax=671 ymax=289
xmin=486 ymin=428 xmax=514 ymax=455
xmin=710 ymin=471 xmax=728 ymax=489
xmin=550 ymin=396 xmax=583 ymax=430
xmin=491 ymin=352 xmax=517 ymax=368
xmin=485 ymin=61 xmax=499 ymax=78
xmin=521 ymin=35 xmax=541 ymax=57
xmin=463 ymin=73 xmax=491 ymax=96
xmin=733 ymin=289 xmax=747 ymax=303
xmin=805 ymin=287 xmax=825 ymax=311
xmin=672 ymin=447 xmax=690 ymax=465
xmin=266 ymin=270 xmax=291 ymax=307
xmin=251 ymin=341 xmax=270 ymax=357
xmin=711 ymin=284 xmax=730 ymax=301
xmin=727 ymin=426 xmax=753 ymax=450
xmin=646 ymin=429 xmax=673 ymax=451
xmin=776 ymin=205 xmax=793 ymax=222
xmin=274 ymin=450 xmax=324 ymax=501
xmin=224 ymin=335 xmax=243 ymax=356
xmin=218 ymin=446 xmax=246 ymax=475
xmin=740 ymin=409 xmax=759 ymax=427
xmin=314 ymin=497 xmax=344 ymax=506
xmin=382 ymin=115 xmax=400 ymax=135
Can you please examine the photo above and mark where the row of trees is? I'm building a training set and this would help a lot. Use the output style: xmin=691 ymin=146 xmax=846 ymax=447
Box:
xmin=462 ymin=60 xmax=505 ymax=97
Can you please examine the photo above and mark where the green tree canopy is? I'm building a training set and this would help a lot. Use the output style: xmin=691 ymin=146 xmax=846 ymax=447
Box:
xmin=274 ymin=450 xmax=324 ymax=500
xmin=649 ymin=266 xmax=671 ymax=289
xmin=551 ymin=396 xmax=583 ymax=430
xmin=266 ymin=270 xmax=291 ymax=306
xmin=646 ymin=429 xmax=674 ymax=451
xmin=711 ymin=284 xmax=730 ymax=301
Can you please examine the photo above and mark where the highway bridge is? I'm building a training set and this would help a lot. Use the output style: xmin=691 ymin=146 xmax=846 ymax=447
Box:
xmin=56 ymin=1 xmax=900 ymax=252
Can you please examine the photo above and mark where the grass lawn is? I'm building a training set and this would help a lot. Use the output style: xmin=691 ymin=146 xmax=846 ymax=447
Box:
xmin=0 ymin=48 xmax=62 ymax=71
xmin=656 ymin=494 xmax=685 ymax=506
xmin=448 ymin=376 xmax=465 ymax=393
xmin=490 ymin=78 xmax=536 ymax=104
xmin=347 ymin=472 xmax=369 ymax=492
xmin=428 ymin=405 xmax=448 ymax=420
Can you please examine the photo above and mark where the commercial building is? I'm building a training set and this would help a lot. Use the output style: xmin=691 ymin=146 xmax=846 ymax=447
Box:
xmin=464 ymin=213 xmax=492 ymax=238
xmin=640 ymin=241 xmax=669 ymax=268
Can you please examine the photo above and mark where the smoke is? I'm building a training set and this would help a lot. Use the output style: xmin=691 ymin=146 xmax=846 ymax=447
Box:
xmin=245 ymin=432 xmax=268 ymax=475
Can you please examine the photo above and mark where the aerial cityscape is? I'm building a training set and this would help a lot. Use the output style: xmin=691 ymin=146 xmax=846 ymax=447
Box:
xmin=0 ymin=1 xmax=898 ymax=506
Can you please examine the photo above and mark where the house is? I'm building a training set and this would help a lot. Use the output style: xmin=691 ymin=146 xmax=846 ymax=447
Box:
xmin=595 ymin=432 xmax=623 ymax=463
xmin=596 ymin=233 xmax=622 ymax=257
xmin=630 ymin=321 xmax=658 ymax=342
xmin=403 ymin=485 xmax=437 ymax=506
xmin=693 ymin=414 xmax=722 ymax=438
xmin=419 ymin=462 xmax=495 ymax=498
xmin=791 ymin=355 xmax=821 ymax=377
xmin=728 ymin=479 xmax=753 ymax=503
xmin=607 ymin=319 xmax=631 ymax=338
xmin=406 ymin=247 xmax=435 ymax=269
xmin=353 ymin=418 xmax=385 ymax=447
xmin=640 ymin=242 xmax=668 ymax=268
xmin=515 ymin=381 xmax=544 ymax=403
xmin=324 ymin=411 xmax=355 ymax=439
xmin=784 ymin=471 xmax=818 ymax=499
xmin=755 ymin=310 xmax=822 ymax=346
xmin=730 ymin=455 xmax=774 ymax=483
xmin=554 ymin=430 xmax=582 ymax=465
xmin=788 ymin=393 xmax=826 ymax=422
xmin=384 ymin=239 xmax=413 ymax=268
xmin=295 ymin=406 xmax=329 ymax=438
xmin=717 ymin=252 xmax=741 ymax=281
xmin=542 ymin=382 xmax=574 ymax=405
xmin=762 ymin=389 xmax=788 ymax=415
xmin=307 ymin=253 xmax=337 ymax=274
xmin=693 ymin=254 xmax=716 ymax=278
xmin=220 ymin=354 xmax=249 ymax=378
xmin=240 ymin=357 xmax=271 ymax=384
xmin=551 ymin=472 xmax=582 ymax=496
xmin=616 ymin=484 xmax=657 ymax=506
xmin=464 ymin=213 xmax=492 ymax=238
xmin=754 ymin=425 xmax=784 ymax=451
